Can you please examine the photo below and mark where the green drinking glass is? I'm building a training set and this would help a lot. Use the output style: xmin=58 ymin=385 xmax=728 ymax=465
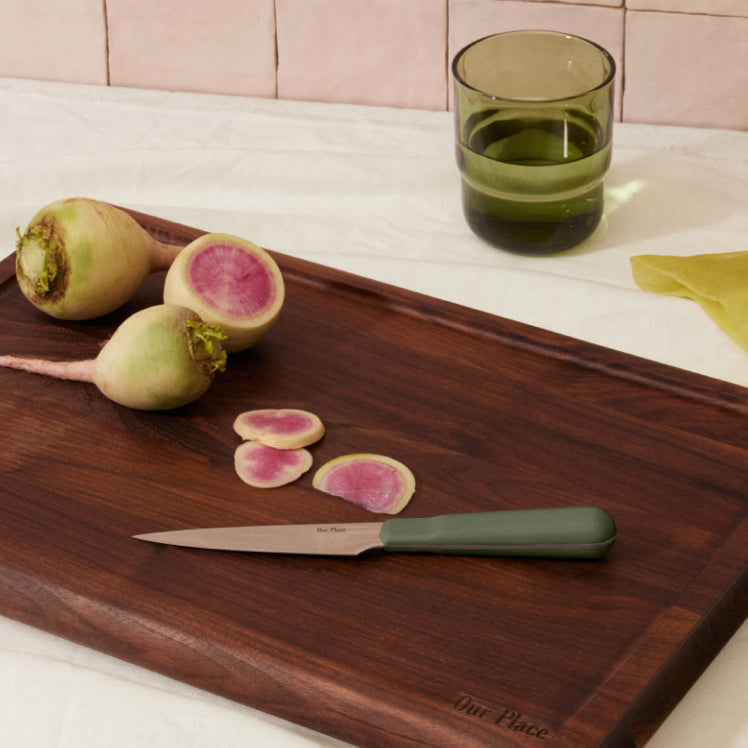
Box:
xmin=452 ymin=30 xmax=616 ymax=254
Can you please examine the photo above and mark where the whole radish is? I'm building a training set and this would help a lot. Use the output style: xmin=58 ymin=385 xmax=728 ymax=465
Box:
xmin=163 ymin=233 xmax=285 ymax=352
xmin=15 ymin=197 xmax=181 ymax=320
xmin=0 ymin=304 xmax=226 ymax=410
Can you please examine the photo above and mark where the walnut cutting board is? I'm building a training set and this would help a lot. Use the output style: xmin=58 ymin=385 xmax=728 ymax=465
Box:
xmin=1 ymin=210 xmax=747 ymax=747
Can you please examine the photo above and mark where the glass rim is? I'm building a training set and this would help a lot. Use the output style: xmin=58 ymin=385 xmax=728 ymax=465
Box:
xmin=452 ymin=29 xmax=616 ymax=104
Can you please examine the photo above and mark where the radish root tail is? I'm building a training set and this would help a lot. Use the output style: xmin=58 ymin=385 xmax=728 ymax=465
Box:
xmin=149 ymin=239 xmax=184 ymax=273
xmin=0 ymin=355 xmax=95 ymax=383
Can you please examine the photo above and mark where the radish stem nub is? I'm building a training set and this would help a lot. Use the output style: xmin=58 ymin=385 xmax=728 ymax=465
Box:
xmin=16 ymin=223 xmax=61 ymax=296
xmin=186 ymin=319 xmax=228 ymax=374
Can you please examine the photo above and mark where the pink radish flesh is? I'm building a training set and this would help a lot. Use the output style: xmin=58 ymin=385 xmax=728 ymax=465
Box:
xmin=189 ymin=242 xmax=276 ymax=316
xmin=248 ymin=410 xmax=310 ymax=432
xmin=313 ymin=454 xmax=415 ymax=514
xmin=234 ymin=442 xmax=313 ymax=488
xmin=233 ymin=408 xmax=325 ymax=449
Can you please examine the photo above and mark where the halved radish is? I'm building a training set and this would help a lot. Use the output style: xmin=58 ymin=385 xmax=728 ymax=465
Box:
xmin=233 ymin=408 xmax=325 ymax=449
xmin=312 ymin=454 xmax=416 ymax=514
xmin=234 ymin=441 xmax=313 ymax=488
xmin=163 ymin=232 xmax=285 ymax=352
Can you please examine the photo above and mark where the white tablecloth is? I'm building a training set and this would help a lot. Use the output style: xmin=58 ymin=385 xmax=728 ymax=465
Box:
xmin=1 ymin=77 xmax=747 ymax=747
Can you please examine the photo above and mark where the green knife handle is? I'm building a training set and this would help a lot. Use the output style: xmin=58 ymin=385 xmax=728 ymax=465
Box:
xmin=379 ymin=507 xmax=616 ymax=559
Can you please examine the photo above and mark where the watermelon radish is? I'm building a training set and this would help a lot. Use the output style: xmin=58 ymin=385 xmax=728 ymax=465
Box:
xmin=163 ymin=233 xmax=285 ymax=352
xmin=233 ymin=408 xmax=325 ymax=449
xmin=0 ymin=304 xmax=226 ymax=410
xmin=15 ymin=197 xmax=181 ymax=320
xmin=312 ymin=454 xmax=416 ymax=514
xmin=234 ymin=441 xmax=313 ymax=488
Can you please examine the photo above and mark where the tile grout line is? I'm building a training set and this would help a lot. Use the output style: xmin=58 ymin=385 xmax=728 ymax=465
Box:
xmin=273 ymin=0 xmax=279 ymax=99
xmin=103 ymin=0 xmax=111 ymax=86
xmin=445 ymin=0 xmax=450 ymax=111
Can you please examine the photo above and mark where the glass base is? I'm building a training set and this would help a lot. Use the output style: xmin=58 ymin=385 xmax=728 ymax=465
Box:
xmin=461 ymin=180 xmax=604 ymax=255
xmin=463 ymin=201 xmax=603 ymax=255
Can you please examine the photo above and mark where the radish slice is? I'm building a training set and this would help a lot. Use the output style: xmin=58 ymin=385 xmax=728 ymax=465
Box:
xmin=233 ymin=408 xmax=325 ymax=449
xmin=163 ymin=232 xmax=285 ymax=352
xmin=312 ymin=454 xmax=416 ymax=514
xmin=234 ymin=442 xmax=313 ymax=488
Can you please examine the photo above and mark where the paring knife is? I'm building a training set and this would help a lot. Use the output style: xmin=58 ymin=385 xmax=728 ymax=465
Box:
xmin=133 ymin=506 xmax=616 ymax=559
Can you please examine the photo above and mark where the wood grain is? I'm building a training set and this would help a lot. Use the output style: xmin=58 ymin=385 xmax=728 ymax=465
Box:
xmin=1 ymin=210 xmax=747 ymax=747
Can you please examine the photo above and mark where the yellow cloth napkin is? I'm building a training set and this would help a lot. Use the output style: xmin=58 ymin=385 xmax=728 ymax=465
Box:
xmin=631 ymin=251 xmax=748 ymax=353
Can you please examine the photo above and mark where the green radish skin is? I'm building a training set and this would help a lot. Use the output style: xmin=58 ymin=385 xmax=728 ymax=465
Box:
xmin=15 ymin=197 xmax=181 ymax=320
xmin=0 ymin=304 xmax=226 ymax=410
xmin=163 ymin=233 xmax=285 ymax=353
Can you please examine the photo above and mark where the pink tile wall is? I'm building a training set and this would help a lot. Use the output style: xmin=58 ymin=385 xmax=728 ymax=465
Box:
xmin=628 ymin=0 xmax=747 ymax=15
xmin=512 ymin=0 xmax=623 ymax=5
xmin=276 ymin=0 xmax=447 ymax=110
xmin=624 ymin=10 xmax=748 ymax=130
xmin=0 ymin=0 xmax=107 ymax=85
xmin=0 ymin=0 xmax=747 ymax=131
xmin=107 ymin=0 xmax=276 ymax=97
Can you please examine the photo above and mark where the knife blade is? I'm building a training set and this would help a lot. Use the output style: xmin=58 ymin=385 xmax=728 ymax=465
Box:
xmin=133 ymin=506 xmax=616 ymax=559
